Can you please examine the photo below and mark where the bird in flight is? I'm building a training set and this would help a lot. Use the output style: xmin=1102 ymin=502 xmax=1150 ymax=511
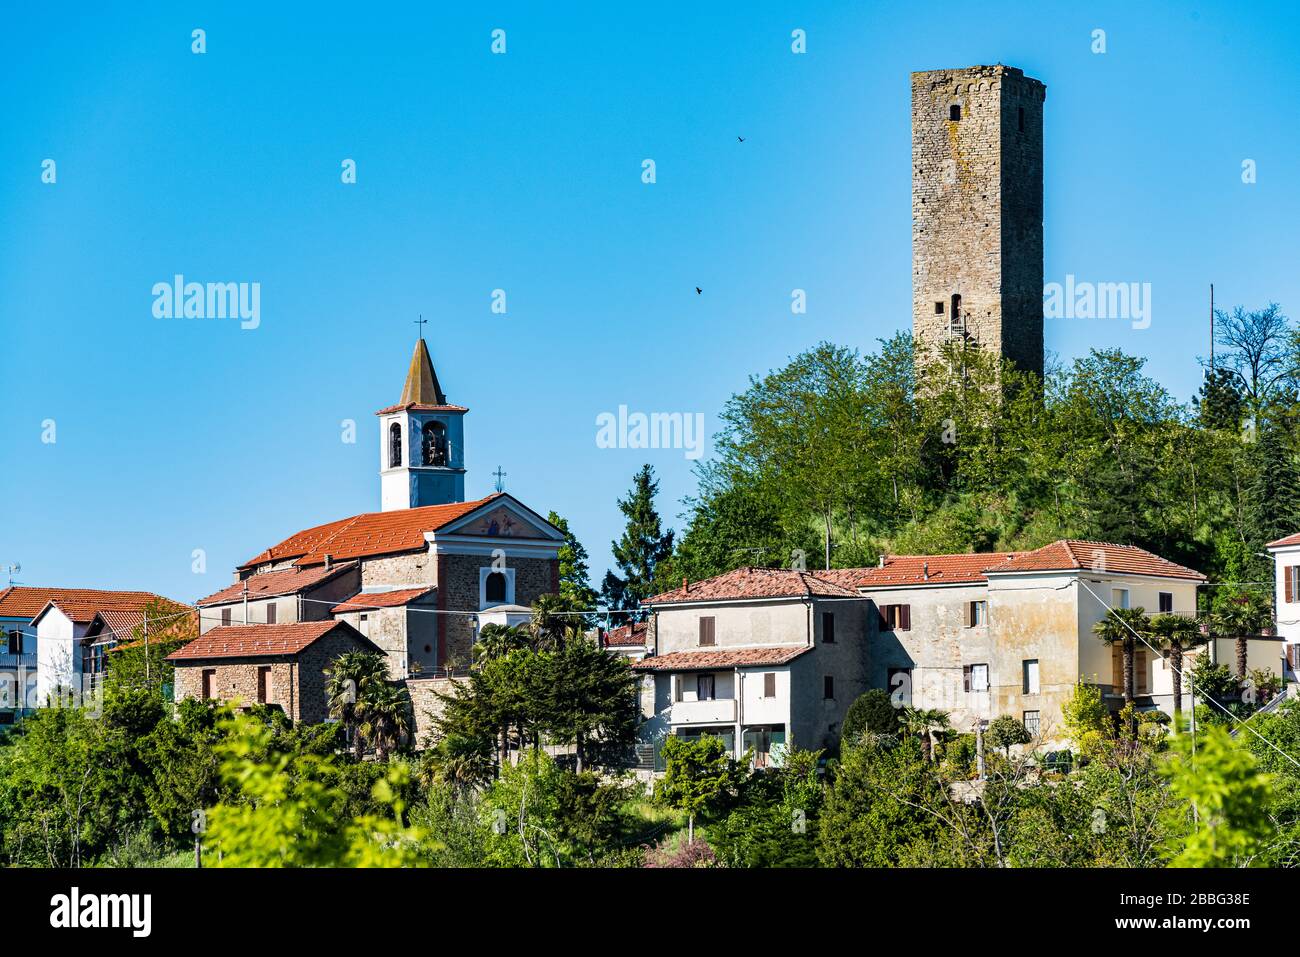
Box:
xmin=737 ymin=136 xmax=745 ymax=142
xmin=695 ymin=287 xmax=702 ymax=295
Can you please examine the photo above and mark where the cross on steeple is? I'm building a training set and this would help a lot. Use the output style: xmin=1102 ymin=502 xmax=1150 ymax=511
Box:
xmin=493 ymin=466 xmax=507 ymax=493
xmin=414 ymin=315 xmax=428 ymax=339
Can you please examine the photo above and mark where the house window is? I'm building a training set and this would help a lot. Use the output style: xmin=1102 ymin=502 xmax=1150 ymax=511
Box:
xmin=1286 ymin=566 xmax=1300 ymax=603
xmin=698 ymin=616 xmax=716 ymax=647
xmin=888 ymin=667 xmax=912 ymax=705
xmin=221 ymin=607 xmax=232 ymax=626
xmin=934 ymin=300 xmax=945 ymax=314
xmin=485 ymin=572 xmax=507 ymax=604
xmin=823 ymin=675 xmax=835 ymax=700
xmin=879 ymin=604 xmax=911 ymax=631
xmin=965 ymin=600 xmax=987 ymax=627
xmin=1023 ymin=710 xmax=1040 ymax=736
xmin=949 ymin=103 xmax=961 ymax=121
xmin=1112 ymin=588 xmax=1130 ymax=610
xmin=256 ymin=666 xmax=271 ymax=704
xmin=3 ymin=627 xmax=21 ymax=655
xmin=201 ymin=669 xmax=216 ymax=699
xmin=479 ymin=567 xmax=516 ymax=608
xmin=763 ymin=672 xmax=776 ymax=698
xmin=1158 ymin=592 xmax=1173 ymax=614
xmin=388 ymin=421 xmax=402 ymax=468
xmin=1022 ymin=659 xmax=1040 ymax=695
xmin=421 ymin=420 xmax=448 ymax=467
xmin=822 ymin=611 xmax=835 ymax=643
xmin=963 ymin=663 xmax=989 ymax=693
xmin=265 ymin=603 xmax=277 ymax=625
xmin=697 ymin=674 xmax=715 ymax=700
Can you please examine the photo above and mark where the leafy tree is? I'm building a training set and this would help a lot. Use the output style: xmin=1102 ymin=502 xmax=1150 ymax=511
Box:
xmin=656 ymin=735 xmax=748 ymax=842
xmin=355 ymin=680 xmax=413 ymax=760
xmin=1092 ymin=606 xmax=1151 ymax=734
xmin=203 ymin=711 xmax=425 ymax=867
xmin=985 ymin=714 xmax=1032 ymax=757
xmin=546 ymin=511 xmax=599 ymax=615
xmin=324 ymin=651 xmax=389 ymax=758
xmin=1196 ymin=367 xmax=1246 ymax=433
xmin=709 ymin=748 xmax=823 ymax=867
xmin=1061 ymin=680 xmax=1112 ymax=759
xmin=900 ymin=707 xmax=951 ymax=762
xmin=1212 ymin=302 xmax=1294 ymax=417
xmin=601 ymin=465 xmax=674 ymax=619
xmin=1163 ymin=725 xmax=1274 ymax=867
xmin=539 ymin=635 xmax=639 ymax=771
xmin=1212 ymin=592 xmax=1274 ymax=679
xmin=841 ymin=689 xmax=900 ymax=746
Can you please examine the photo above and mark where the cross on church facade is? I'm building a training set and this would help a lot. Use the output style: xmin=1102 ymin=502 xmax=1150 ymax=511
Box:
xmin=493 ymin=466 xmax=507 ymax=492
xmin=414 ymin=315 xmax=428 ymax=338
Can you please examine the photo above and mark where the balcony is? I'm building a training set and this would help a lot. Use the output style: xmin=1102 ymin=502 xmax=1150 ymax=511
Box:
xmin=669 ymin=697 xmax=737 ymax=725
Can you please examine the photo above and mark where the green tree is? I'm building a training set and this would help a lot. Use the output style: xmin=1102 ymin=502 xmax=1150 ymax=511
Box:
xmin=1147 ymin=613 xmax=1205 ymax=726
xmin=899 ymin=707 xmax=951 ymax=762
xmin=601 ymin=465 xmax=675 ymax=619
xmin=985 ymin=714 xmax=1032 ymax=757
xmin=546 ymin=511 xmax=600 ymax=615
xmin=841 ymin=689 xmax=901 ymax=746
xmin=355 ymin=680 xmax=413 ymax=761
xmin=324 ymin=651 xmax=389 ymax=758
xmin=656 ymin=735 xmax=747 ymax=843
xmin=1092 ymin=606 xmax=1151 ymax=734
xmin=1163 ymin=725 xmax=1273 ymax=867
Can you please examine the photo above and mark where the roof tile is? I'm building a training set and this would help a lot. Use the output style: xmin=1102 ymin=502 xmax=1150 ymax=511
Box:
xmin=633 ymin=646 xmax=812 ymax=672
xmin=166 ymin=621 xmax=370 ymax=661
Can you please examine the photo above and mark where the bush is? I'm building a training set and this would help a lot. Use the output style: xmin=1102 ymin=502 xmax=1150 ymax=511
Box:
xmin=842 ymin=690 xmax=900 ymax=747
xmin=643 ymin=835 xmax=719 ymax=868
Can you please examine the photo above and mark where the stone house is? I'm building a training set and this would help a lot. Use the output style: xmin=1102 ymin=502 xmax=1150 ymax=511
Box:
xmin=167 ymin=620 xmax=382 ymax=723
xmin=632 ymin=540 xmax=1256 ymax=762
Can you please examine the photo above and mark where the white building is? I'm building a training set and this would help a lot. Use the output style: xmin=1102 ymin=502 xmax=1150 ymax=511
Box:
xmin=1265 ymin=533 xmax=1300 ymax=679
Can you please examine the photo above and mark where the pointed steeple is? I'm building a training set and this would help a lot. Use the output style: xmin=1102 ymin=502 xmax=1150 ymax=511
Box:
xmin=400 ymin=338 xmax=447 ymax=406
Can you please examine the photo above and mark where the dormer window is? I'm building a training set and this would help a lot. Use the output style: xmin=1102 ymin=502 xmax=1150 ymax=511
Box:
xmin=388 ymin=421 xmax=402 ymax=468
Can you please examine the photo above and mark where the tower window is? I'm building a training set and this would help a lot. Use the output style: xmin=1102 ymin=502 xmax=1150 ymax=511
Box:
xmin=934 ymin=301 xmax=944 ymax=314
xmin=1018 ymin=106 xmax=1025 ymax=132
xmin=421 ymin=420 xmax=448 ymax=467
xmin=388 ymin=421 xmax=402 ymax=468
xmin=949 ymin=104 xmax=961 ymax=121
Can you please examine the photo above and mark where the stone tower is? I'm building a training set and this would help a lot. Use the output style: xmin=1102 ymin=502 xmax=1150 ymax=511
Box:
xmin=911 ymin=64 xmax=1045 ymax=377
xmin=376 ymin=338 xmax=468 ymax=510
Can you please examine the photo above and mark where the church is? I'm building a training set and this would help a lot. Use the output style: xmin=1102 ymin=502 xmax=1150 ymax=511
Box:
xmin=191 ymin=338 xmax=565 ymax=684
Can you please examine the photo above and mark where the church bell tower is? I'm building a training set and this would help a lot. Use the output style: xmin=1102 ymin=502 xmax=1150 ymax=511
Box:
xmin=377 ymin=337 xmax=467 ymax=511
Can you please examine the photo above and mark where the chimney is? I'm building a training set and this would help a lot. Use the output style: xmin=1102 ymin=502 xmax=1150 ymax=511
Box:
xmin=682 ymin=577 xmax=688 ymax=593
xmin=324 ymin=553 xmax=333 ymax=571
xmin=878 ymin=554 xmax=886 ymax=568
xmin=923 ymin=562 xmax=929 ymax=581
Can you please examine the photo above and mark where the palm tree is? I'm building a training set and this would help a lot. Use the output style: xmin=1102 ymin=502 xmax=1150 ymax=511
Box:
xmin=356 ymin=680 xmax=413 ymax=760
xmin=1213 ymin=593 xmax=1274 ymax=679
xmin=1092 ymin=606 xmax=1150 ymax=737
xmin=1147 ymin=613 xmax=1205 ymax=728
xmin=474 ymin=623 xmax=529 ymax=664
xmin=325 ymin=651 xmax=389 ymax=757
xmin=900 ymin=706 xmax=951 ymax=762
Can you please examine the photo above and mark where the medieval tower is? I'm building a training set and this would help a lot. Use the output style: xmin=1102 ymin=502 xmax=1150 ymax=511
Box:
xmin=911 ymin=64 xmax=1046 ymax=378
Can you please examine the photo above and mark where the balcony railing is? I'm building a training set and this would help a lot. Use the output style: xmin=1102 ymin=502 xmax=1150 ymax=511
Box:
xmin=669 ymin=697 xmax=737 ymax=725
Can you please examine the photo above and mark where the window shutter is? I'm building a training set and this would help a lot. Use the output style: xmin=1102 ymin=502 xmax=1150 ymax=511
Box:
xmin=764 ymin=672 xmax=776 ymax=698
xmin=699 ymin=617 xmax=715 ymax=646
xmin=900 ymin=605 xmax=911 ymax=631
xmin=963 ymin=602 xmax=973 ymax=628
xmin=878 ymin=606 xmax=889 ymax=632
xmin=963 ymin=665 xmax=972 ymax=693
xmin=1288 ymin=567 xmax=1296 ymax=604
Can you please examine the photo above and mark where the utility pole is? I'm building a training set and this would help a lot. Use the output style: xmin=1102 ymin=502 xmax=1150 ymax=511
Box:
xmin=1209 ymin=283 xmax=1215 ymax=371
xmin=975 ymin=718 xmax=987 ymax=781
xmin=242 ymin=581 xmax=249 ymax=625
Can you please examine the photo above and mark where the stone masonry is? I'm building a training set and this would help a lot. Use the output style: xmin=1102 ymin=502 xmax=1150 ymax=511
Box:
xmin=912 ymin=64 xmax=1045 ymax=377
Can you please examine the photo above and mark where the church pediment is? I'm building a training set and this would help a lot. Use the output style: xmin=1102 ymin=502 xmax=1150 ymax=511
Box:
xmin=435 ymin=496 xmax=561 ymax=542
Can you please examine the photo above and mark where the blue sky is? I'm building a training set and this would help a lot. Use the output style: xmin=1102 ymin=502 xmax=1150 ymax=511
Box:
xmin=1 ymin=1 xmax=1297 ymax=603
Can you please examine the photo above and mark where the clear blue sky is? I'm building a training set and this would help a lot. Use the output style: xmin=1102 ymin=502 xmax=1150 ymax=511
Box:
xmin=1 ymin=1 xmax=1297 ymax=603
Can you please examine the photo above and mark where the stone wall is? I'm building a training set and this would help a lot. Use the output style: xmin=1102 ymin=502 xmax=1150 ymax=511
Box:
xmin=911 ymin=64 xmax=1045 ymax=377
xmin=406 ymin=674 xmax=467 ymax=747
xmin=435 ymin=553 xmax=557 ymax=671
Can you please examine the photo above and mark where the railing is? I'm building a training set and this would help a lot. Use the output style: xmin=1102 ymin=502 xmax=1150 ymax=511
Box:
xmin=669 ymin=697 xmax=737 ymax=725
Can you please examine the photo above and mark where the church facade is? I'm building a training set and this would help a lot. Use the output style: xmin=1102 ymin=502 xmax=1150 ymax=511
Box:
xmin=193 ymin=339 xmax=564 ymax=685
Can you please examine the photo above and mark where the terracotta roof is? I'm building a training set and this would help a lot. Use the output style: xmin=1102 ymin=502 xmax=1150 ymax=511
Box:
xmin=331 ymin=586 xmax=436 ymax=614
xmin=986 ymin=541 xmax=1205 ymax=581
xmin=238 ymin=495 xmax=501 ymax=569
xmin=1267 ymin=533 xmax=1300 ymax=549
xmin=632 ymin=646 xmax=812 ymax=672
xmin=644 ymin=568 xmax=859 ymax=605
xmin=0 ymin=587 xmax=164 ymax=621
xmin=197 ymin=562 xmax=357 ymax=606
xmin=857 ymin=552 xmax=1024 ymax=588
xmin=602 ymin=621 xmax=648 ymax=648
xmin=166 ymin=621 xmax=374 ymax=661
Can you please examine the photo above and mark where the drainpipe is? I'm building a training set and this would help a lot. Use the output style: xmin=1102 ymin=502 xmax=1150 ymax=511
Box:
xmin=735 ymin=666 xmax=744 ymax=761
